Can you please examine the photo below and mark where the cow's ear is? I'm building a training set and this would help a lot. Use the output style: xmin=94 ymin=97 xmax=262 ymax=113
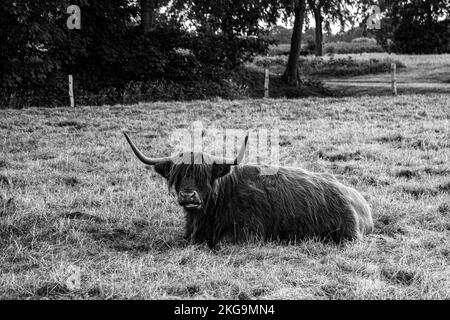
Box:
xmin=154 ymin=162 xmax=171 ymax=179
xmin=212 ymin=164 xmax=231 ymax=180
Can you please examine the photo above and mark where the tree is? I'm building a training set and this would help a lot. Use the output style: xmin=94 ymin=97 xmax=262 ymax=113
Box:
xmin=140 ymin=0 xmax=155 ymax=33
xmin=170 ymin=0 xmax=280 ymax=37
xmin=374 ymin=0 xmax=450 ymax=53
xmin=307 ymin=0 xmax=355 ymax=56
xmin=168 ymin=0 xmax=280 ymax=69
xmin=0 ymin=1 xmax=137 ymax=95
xmin=1 ymin=0 xmax=284 ymax=107
xmin=282 ymin=0 xmax=307 ymax=86
xmin=307 ymin=0 xmax=324 ymax=56
xmin=139 ymin=0 xmax=174 ymax=33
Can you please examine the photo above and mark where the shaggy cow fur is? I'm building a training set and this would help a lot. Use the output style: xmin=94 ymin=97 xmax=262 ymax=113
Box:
xmin=153 ymin=158 xmax=374 ymax=248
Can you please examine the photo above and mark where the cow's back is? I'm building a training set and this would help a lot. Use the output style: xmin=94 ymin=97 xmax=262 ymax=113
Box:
xmin=230 ymin=165 xmax=373 ymax=242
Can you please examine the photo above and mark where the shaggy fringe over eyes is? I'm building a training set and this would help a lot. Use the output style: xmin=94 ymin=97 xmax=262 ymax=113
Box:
xmin=167 ymin=164 xmax=212 ymax=190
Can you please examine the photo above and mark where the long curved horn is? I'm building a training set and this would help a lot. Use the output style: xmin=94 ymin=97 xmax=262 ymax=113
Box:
xmin=123 ymin=132 xmax=172 ymax=165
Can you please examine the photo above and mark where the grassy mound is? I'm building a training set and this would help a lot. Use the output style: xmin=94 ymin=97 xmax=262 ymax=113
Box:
xmin=253 ymin=55 xmax=405 ymax=77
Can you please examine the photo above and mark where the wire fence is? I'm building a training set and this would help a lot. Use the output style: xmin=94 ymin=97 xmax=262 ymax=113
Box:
xmin=2 ymin=63 xmax=400 ymax=108
xmin=0 ymin=71 xmax=272 ymax=108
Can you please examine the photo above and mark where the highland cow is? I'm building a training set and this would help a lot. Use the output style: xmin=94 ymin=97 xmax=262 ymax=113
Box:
xmin=123 ymin=132 xmax=373 ymax=248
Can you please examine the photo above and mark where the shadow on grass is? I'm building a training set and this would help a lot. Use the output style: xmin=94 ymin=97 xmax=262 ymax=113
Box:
xmin=373 ymin=212 xmax=407 ymax=237
xmin=66 ymin=213 xmax=188 ymax=254
xmin=381 ymin=267 xmax=418 ymax=286
xmin=0 ymin=210 xmax=188 ymax=256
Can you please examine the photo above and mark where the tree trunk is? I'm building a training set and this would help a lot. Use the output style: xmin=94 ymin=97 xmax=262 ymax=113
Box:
xmin=283 ymin=0 xmax=307 ymax=86
xmin=140 ymin=0 xmax=154 ymax=33
xmin=314 ymin=8 xmax=323 ymax=56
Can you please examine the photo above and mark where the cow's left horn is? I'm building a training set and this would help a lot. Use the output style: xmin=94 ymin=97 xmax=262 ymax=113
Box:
xmin=204 ymin=132 xmax=248 ymax=165
xmin=123 ymin=131 xmax=172 ymax=165
xmin=210 ymin=132 xmax=249 ymax=165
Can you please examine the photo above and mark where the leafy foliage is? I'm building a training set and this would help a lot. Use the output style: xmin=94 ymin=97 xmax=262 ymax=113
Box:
xmin=170 ymin=0 xmax=280 ymax=37
xmin=254 ymin=55 xmax=404 ymax=77
xmin=375 ymin=0 xmax=450 ymax=54
xmin=324 ymin=41 xmax=384 ymax=54
xmin=300 ymin=56 xmax=405 ymax=76
xmin=0 ymin=0 xmax=274 ymax=107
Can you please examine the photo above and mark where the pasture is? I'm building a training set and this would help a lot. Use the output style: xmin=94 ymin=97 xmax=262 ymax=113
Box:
xmin=321 ymin=53 xmax=450 ymax=96
xmin=322 ymin=53 xmax=450 ymax=83
xmin=0 ymin=94 xmax=449 ymax=299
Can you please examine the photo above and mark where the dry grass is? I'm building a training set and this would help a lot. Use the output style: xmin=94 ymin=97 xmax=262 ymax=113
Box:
xmin=0 ymin=94 xmax=449 ymax=299
xmin=322 ymin=53 xmax=450 ymax=84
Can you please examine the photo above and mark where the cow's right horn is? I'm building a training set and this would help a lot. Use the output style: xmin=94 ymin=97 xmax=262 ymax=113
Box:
xmin=206 ymin=132 xmax=249 ymax=165
xmin=123 ymin=132 xmax=172 ymax=165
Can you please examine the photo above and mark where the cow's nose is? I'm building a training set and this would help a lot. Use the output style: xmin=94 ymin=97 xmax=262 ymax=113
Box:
xmin=179 ymin=191 xmax=197 ymax=201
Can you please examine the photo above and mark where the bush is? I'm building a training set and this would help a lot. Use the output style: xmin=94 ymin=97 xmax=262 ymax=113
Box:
xmin=324 ymin=41 xmax=384 ymax=54
xmin=268 ymin=40 xmax=317 ymax=57
xmin=252 ymin=55 xmax=405 ymax=78
xmin=300 ymin=39 xmax=316 ymax=56
xmin=299 ymin=56 xmax=405 ymax=77
xmin=268 ymin=44 xmax=291 ymax=56
xmin=72 ymin=78 xmax=249 ymax=106
xmin=351 ymin=37 xmax=377 ymax=44
xmin=391 ymin=20 xmax=450 ymax=54
xmin=253 ymin=55 xmax=288 ymax=73
xmin=375 ymin=2 xmax=450 ymax=54
xmin=0 ymin=2 xmax=271 ymax=108
xmin=69 ymin=27 xmax=268 ymax=104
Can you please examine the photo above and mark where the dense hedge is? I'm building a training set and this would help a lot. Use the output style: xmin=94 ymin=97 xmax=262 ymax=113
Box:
xmin=0 ymin=1 xmax=271 ymax=108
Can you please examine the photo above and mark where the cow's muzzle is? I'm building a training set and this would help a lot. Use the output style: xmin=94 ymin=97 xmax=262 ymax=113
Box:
xmin=178 ymin=191 xmax=202 ymax=209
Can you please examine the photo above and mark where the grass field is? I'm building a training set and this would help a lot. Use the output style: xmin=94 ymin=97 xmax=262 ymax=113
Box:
xmin=268 ymin=40 xmax=384 ymax=56
xmin=322 ymin=53 xmax=450 ymax=96
xmin=1 ymin=95 xmax=449 ymax=299
xmin=322 ymin=53 xmax=450 ymax=83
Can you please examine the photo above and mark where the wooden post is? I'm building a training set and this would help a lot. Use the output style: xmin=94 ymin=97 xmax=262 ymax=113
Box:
xmin=68 ymin=75 xmax=74 ymax=107
xmin=264 ymin=68 xmax=269 ymax=98
xmin=391 ymin=63 xmax=397 ymax=96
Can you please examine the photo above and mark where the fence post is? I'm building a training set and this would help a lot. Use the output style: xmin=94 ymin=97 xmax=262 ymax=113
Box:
xmin=264 ymin=68 xmax=269 ymax=98
xmin=391 ymin=63 xmax=397 ymax=96
xmin=68 ymin=74 xmax=74 ymax=107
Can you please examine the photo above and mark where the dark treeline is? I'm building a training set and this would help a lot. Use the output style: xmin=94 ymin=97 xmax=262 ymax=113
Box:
xmin=0 ymin=0 xmax=449 ymax=108
xmin=0 ymin=0 xmax=277 ymax=107
xmin=270 ymin=0 xmax=450 ymax=55
xmin=375 ymin=0 xmax=450 ymax=54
